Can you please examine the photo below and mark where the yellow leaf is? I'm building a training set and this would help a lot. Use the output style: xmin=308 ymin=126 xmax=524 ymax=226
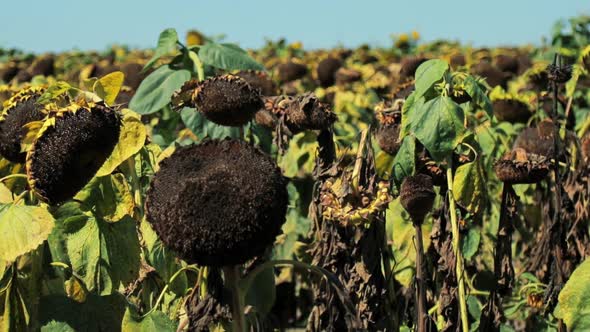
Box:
xmin=0 ymin=204 xmax=55 ymax=263
xmin=96 ymin=109 xmax=146 ymax=177
xmin=94 ymin=71 xmax=125 ymax=105
xmin=65 ymin=276 xmax=88 ymax=303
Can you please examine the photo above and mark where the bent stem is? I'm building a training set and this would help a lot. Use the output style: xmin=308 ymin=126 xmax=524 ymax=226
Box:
xmin=446 ymin=161 xmax=469 ymax=332
xmin=223 ymin=266 xmax=246 ymax=332
xmin=413 ymin=220 xmax=427 ymax=332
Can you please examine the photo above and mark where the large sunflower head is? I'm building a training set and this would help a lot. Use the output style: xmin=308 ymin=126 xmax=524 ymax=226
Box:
xmin=145 ymin=139 xmax=289 ymax=266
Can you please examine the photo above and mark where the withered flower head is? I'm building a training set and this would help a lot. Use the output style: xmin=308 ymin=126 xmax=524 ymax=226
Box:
xmin=494 ymin=148 xmax=550 ymax=184
xmin=399 ymin=174 xmax=436 ymax=223
xmin=0 ymin=87 xmax=48 ymax=163
xmin=27 ymin=102 xmax=121 ymax=204
xmin=145 ymin=139 xmax=288 ymax=266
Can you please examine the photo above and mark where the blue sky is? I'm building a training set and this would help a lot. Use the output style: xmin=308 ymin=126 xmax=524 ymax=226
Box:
xmin=0 ymin=1 xmax=588 ymax=53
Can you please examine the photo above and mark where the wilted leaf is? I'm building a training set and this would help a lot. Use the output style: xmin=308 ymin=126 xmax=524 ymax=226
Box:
xmin=198 ymin=42 xmax=264 ymax=71
xmin=244 ymin=267 xmax=276 ymax=319
xmin=66 ymin=215 xmax=140 ymax=295
xmin=391 ymin=135 xmax=416 ymax=187
xmin=121 ymin=306 xmax=176 ymax=332
xmin=0 ymin=203 xmax=55 ymax=263
xmin=130 ymin=65 xmax=190 ymax=115
xmin=95 ymin=71 xmax=125 ymax=105
xmin=64 ymin=276 xmax=87 ymax=303
xmin=555 ymin=258 xmax=590 ymax=330
xmin=453 ymin=159 xmax=486 ymax=215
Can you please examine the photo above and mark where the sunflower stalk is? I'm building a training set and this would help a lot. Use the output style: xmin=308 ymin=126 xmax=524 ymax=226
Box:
xmin=223 ymin=266 xmax=246 ymax=332
xmin=446 ymin=160 xmax=469 ymax=332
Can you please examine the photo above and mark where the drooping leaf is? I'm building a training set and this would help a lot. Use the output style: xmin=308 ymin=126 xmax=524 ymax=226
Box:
xmin=462 ymin=228 xmax=481 ymax=260
xmin=121 ymin=306 xmax=176 ymax=332
xmin=0 ymin=203 xmax=55 ymax=263
xmin=555 ymin=258 xmax=590 ymax=330
xmin=1 ymin=277 xmax=30 ymax=332
xmin=411 ymin=96 xmax=465 ymax=161
xmin=198 ymin=42 xmax=264 ymax=71
xmin=244 ymin=266 xmax=276 ymax=319
xmin=94 ymin=71 xmax=125 ymax=105
xmin=143 ymin=28 xmax=179 ymax=72
xmin=463 ymin=75 xmax=493 ymax=117
xmin=129 ymin=65 xmax=190 ymax=115
xmin=96 ymin=109 xmax=147 ymax=177
xmin=413 ymin=59 xmax=449 ymax=98
xmin=65 ymin=215 xmax=140 ymax=295
xmin=391 ymin=135 xmax=416 ymax=187
xmin=452 ymin=159 xmax=486 ymax=215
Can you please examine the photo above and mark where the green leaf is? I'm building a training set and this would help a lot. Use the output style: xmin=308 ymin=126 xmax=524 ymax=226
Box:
xmin=39 ymin=294 xmax=126 ymax=332
xmin=462 ymin=228 xmax=481 ymax=260
xmin=1 ymin=275 xmax=29 ymax=331
xmin=74 ymin=174 xmax=135 ymax=222
xmin=37 ymin=81 xmax=73 ymax=104
xmin=391 ymin=135 xmax=416 ymax=187
xmin=198 ymin=42 xmax=264 ymax=71
xmin=0 ymin=203 xmax=55 ymax=263
xmin=65 ymin=215 xmax=140 ymax=295
xmin=140 ymin=220 xmax=187 ymax=295
xmin=121 ymin=306 xmax=176 ymax=332
xmin=143 ymin=28 xmax=179 ymax=72
xmin=452 ymin=159 xmax=486 ymax=215
xmin=41 ymin=321 xmax=76 ymax=332
xmin=244 ymin=265 xmax=276 ymax=319
xmin=463 ymin=76 xmax=493 ymax=117
xmin=414 ymin=59 xmax=449 ymax=98
xmin=130 ymin=65 xmax=190 ymax=115
xmin=180 ymin=107 xmax=240 ymax=140
xmin=411 ymin=96 xmax=465 ymax=161
xmin=96 ymin=109 xmax=147 ymax=177
xmin=466 ymin=295 xmax=482 ymax=319
xmin=555 ymin=258 xmax=590 ymax=330
xmin=400 ymin=93 xmax=425 ymax=138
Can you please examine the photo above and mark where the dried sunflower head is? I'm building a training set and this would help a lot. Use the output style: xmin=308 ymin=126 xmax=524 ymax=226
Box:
xmin=374 ymin=100 xmax=403 ymax=155
xmin=399 ymin=174 xmax=436 ymax=223
xmin=266 ymin=93 xmax=336 ymax=135
xmin=173 ymin=75 xmax=263 ymax=127
xmin=145 ymin=139 xmax=288 ymax=266
xmin=494 ymin=148 xmax=550 ymax=184
xmin=399 ymin=56 xmax=429 ymax=80
xmin=276 ymin=61 xmax=308 ymax=83
xmin=316 ymin=57 xmax=342 ymax=88
xmin=235 ymin=70 xmax=278 ymax=96
xmin=26 ymin=102 xmax=121 ymax=204
xmin=0 ymin=87 xmax=48 ymax=163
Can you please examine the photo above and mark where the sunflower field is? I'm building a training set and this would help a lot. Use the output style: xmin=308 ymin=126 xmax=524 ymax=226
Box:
xmin=1 ymin=15 xmax=590 ymax=332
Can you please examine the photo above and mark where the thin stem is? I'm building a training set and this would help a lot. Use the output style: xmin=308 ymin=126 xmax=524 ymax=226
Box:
xmin=0 ymin=174 xmax=27 ymax=184
xmin=413 ymin=220 xmax=427 ymax=332
xmin=127 ymin=158 xmax=144 ymax=219
xmin=446 ymin=162 xmax=469 ymax=332
xmin=223 ymin=266 xmax=246 ymax=332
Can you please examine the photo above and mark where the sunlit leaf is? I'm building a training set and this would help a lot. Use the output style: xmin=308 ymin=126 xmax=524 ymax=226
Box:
xmin=96 ymin=109 xmax=147 ymax=177
xmin=75 ymin=174 xmax=134 ymax=222
xmin=94 ymin=71 xmax=125 ymax=105
xmin=555 ymin=258 xmax=590 ymax=330
xmin=453 ymin=159 xmax=486 ymax=215
xmin=413 ymin=59 xmax=449 ymax=98
xmin=65 ymin=215 xmax=140 ymax=295
xmin=41 ymin=321 xmax=76 ymax=332
xmin=198 ymin=42 xmax=264 ymax=71
xmin=411 ymin=96 xmax=465 ymax=161
xmin=121 ymin=306 xmax=176 ymax=332
xmin=0 ymin=203 xmax=55 ymax=263
xmin=143 ymin=28 xmax=179 ymax=72
xmin=130 ymin=65 xmax=190 ymax=115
